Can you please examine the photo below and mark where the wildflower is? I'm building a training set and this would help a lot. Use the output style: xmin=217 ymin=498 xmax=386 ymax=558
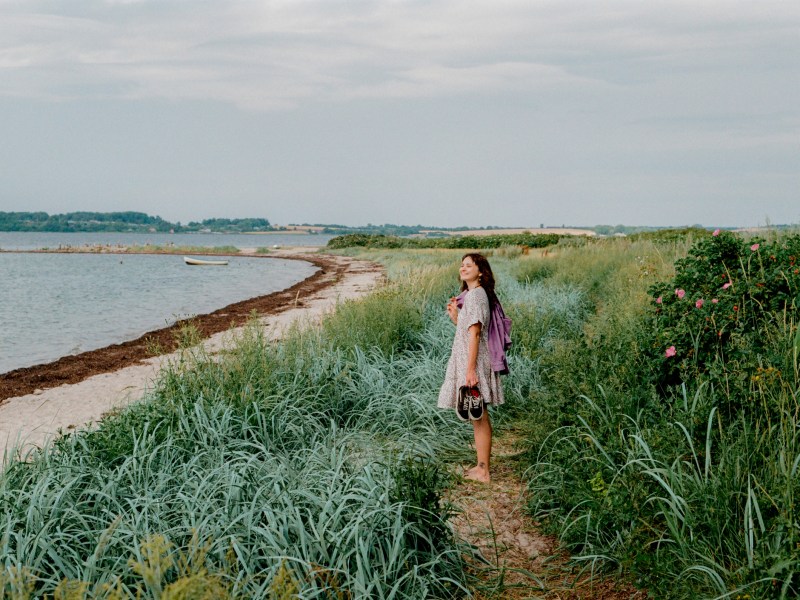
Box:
xmin=712 ymin=229 xmax=720 ymax=236
xmin=722 ymin=282 xmax=732 ymax=289
xmin=695 ymin=298 xmax=704 ymax=308
xmin=733 ymin=305 xmax=739 ymax=311
xmin=750 ymin=243 xmax=760 ymax=251
xmin=656 ymin=296 xmax=662 ymax=304
xmin=712 ymin=298 xmax=719 ymax=304
xmin=665 ymin=346 xmax=676 ymax=358
xmin=675 ymin=288 xmax=686 ymax=299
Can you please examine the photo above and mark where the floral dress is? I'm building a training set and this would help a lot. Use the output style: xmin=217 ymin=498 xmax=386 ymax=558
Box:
xmin=437 ymin=286 xmax=505 ymax=409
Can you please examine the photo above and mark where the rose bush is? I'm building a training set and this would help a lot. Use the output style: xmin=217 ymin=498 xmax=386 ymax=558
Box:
xmin=647 ymin=231 xmax=800 ymax=416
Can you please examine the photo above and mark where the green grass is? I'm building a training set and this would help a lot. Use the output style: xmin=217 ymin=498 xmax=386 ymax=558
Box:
xmin=1 ymin=323 xmax=473 ymax=597
xmin=0 ymin=255 xmax=479 ymax=598
xmin=2 ymin=237 xmax=797 ymax=598
xmin=327 ymin=232 xmax=563 ymax=250
xmin=511 ymin=235 xmax=800 ymax=599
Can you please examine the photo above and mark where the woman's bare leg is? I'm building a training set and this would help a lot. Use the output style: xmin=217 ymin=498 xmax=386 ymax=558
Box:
xmin=466 ymin=410 xmax=491 ymax=482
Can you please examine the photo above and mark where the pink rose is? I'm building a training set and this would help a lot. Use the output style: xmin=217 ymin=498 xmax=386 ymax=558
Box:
xmin=713 ymin=229 xmax=720 ymax=236
xmin=751 ymin=243 xmax=760 ymax=251
xmin=722 ymin=282 xmax=732 ymax=289
xmin=675 ymin=288 xmax=686 ymax=299
xmin=665 ymin=346 xmax=677 ymax=358
xmin=712 ymin=298 xmax=719 ymax=304
xmin=656 ymin=296 xmax=662 ymax=304
xmin=695 ymin=299 xmax=704 ymax=308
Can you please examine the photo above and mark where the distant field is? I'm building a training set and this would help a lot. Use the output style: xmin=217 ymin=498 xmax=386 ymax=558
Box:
xmin=423 ymin=227 xmax=597 ymax=237
xmin=243 ymin=230 xmax=313 ymax=235
xmin=274 ymin=225 xmax=328 ymax=232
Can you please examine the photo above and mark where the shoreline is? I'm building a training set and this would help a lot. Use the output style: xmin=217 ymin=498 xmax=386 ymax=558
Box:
xmin=0 ymin=249 xmax=379 ymax=403
xmin=1 ymin=246 xmax=270 ymax=255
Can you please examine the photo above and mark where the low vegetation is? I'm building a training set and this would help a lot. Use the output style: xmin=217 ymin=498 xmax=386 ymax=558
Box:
xmin=514 ymin=233 xmax=800 ymax=598
xmin=327 ymin=232 xmax=563 ymax=250
xmin=1 ymin=230 xmax=797 ymax=598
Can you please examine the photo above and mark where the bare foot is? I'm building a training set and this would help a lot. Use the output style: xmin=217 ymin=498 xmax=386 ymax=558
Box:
xmin=465 ymin=465 xmax=490 ymax=483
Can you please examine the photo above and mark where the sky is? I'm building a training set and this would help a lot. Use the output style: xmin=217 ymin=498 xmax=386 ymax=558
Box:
xmin=0 ymin=0 xmax=798 ymax=228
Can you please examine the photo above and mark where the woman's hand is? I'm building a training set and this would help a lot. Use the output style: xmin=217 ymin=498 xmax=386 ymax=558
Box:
xmin=446 ymin=297 xmax=458 ymax=324
xmin=465 ymin=368 xmax=479 ymax=387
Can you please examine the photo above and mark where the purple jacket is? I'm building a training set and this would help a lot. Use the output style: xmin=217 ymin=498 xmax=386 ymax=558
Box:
xmin=456 ymin=290 xmax=512 ymax=375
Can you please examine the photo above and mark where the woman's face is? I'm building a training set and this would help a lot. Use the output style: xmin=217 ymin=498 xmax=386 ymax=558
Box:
xmin=459 ymin=257 xmax=481 ymax=286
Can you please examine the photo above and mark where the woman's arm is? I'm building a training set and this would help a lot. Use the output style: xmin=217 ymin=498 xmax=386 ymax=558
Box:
xmin=465 ymin=323 xmax=481 ymax=386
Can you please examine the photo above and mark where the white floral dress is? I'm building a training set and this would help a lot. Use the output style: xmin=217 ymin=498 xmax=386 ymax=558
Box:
xmin=438 ymin=287 xmax=505 ymax=409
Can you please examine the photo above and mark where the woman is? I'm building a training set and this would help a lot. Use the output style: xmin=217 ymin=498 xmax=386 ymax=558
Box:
xmin=438 ymin=253 xmax=504 ymax=483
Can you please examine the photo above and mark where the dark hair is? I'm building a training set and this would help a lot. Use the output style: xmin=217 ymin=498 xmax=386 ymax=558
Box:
xmin=460 ymin=252 xmax=498 ymax=310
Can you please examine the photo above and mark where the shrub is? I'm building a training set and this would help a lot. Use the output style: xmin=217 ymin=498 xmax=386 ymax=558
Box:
xmin=327 ymin=232 xmax=562 ymax=250
xmin=647 ymin=232 xmax=800 ymax=416
xmin=627 ymin=227 xmax=711 ymax=244
xmin=322 ymin=286 xmax=423 ymax=356
xmin=389 ymin=456 xmax=454 ymax=555
xmin=520 ymin=231 xmax=800 ymax=599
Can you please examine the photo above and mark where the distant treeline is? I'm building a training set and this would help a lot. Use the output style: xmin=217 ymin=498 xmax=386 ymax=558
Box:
xmin=184 ymin=217 xmax=272 ymax=233
xmin=327 ymin=232 xmax=563 ymax=250
xmin=0 ymin=211 xmax=174 ymax=232
xmin=4 ymin=212 xmax=769 ymax=237
xmin=0 ymin=212 xmax=271 ymax=233
xmin=321 ymin=225 xmax=426 ymax=236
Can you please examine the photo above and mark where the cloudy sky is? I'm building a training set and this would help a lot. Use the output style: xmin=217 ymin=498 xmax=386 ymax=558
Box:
xmin=0 ymin=0 xmax=797 ymax=227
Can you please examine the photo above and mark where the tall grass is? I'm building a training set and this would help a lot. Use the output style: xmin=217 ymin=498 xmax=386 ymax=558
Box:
xmin=8 ymin=237 xmax=788 ymax=598
xmin=515 ymin=235 xmax=800 ymax=598
xmin=3 ymin=248 xmax=568 ymax=598
xmin=1 ymin=245 xmax=581 ymax=597
xmin=0 ymin=258 xmax=474 ymax=597
xmin=2 ymin=400 xmax=461 ymax=597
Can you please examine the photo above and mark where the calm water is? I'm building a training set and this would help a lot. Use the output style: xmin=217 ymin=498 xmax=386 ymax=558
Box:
xmin=0 ymin=251 xmax=318 ymax=374
xmin=0 ymin=231 xmax=336 ymax=251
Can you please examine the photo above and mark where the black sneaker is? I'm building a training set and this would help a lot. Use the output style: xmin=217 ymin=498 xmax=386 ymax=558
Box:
xmin=459 ymin=385 xmax=484 ymax=421
xmin=456 ymin=386 xmax=471 ymax=421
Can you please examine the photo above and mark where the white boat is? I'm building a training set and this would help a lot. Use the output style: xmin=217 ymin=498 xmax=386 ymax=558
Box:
xmin=183 ymin=256 xmax=229 ymax=266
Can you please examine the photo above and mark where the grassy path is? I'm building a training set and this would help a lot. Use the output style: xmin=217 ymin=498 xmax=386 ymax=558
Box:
xmin=450 ymin=432 xmax=645 ymax=599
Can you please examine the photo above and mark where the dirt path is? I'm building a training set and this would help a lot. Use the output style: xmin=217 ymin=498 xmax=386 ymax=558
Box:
xmin=450 ymin=433 xmax=645 ymax=599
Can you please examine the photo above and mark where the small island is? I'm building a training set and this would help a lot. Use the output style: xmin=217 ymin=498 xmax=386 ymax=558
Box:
xmin=0 ymin=211 xmax=273 ymax=233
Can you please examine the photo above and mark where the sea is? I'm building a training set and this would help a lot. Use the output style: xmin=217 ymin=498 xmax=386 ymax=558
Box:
xmin=0 ymin=232 xmax=336 ymax=374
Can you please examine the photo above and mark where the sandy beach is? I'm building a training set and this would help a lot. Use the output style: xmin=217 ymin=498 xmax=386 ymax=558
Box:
xmin=0 ymin=248 xmax=383 ymax=454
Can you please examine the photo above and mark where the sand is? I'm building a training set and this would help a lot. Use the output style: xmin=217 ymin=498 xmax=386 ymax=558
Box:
xmin=0 ymin=249 xmax=383 ymax=455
